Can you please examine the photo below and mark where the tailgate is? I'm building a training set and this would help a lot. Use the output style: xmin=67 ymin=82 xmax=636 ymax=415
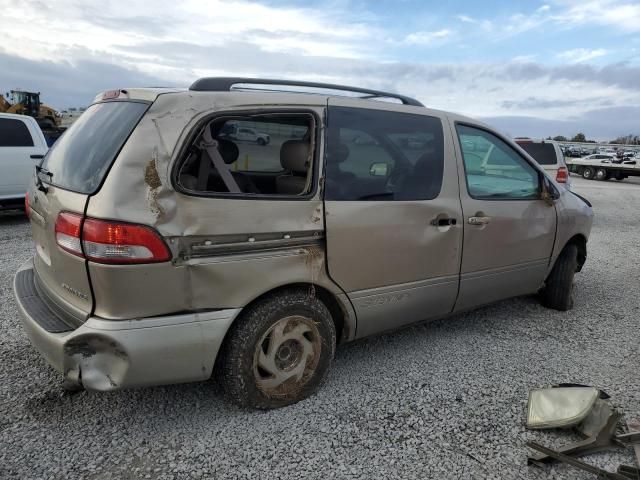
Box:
xmin=29 ymin=186 xmax=91 ymax=324
xmin=27 ymin=100 xmax=150 ymax=325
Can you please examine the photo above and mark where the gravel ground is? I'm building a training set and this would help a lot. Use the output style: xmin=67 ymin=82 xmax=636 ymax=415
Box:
xmin=1 ymin=176 xmax=639 ymax=479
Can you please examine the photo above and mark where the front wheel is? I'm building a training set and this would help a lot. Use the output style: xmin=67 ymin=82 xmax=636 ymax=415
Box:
xmin=540 ymin=244 xmax=579 ymax=311
xmin=257 ymin=137 xmax=266 ymax=146
xmin=218 ymin=289 xmax=336 ymax=409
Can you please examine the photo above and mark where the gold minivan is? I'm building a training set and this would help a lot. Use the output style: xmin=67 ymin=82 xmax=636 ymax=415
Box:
xmin=14 ymin=78 xmax=593 ymax=408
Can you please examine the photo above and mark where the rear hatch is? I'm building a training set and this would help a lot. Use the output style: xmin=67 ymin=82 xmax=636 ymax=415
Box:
xmin=28 ymin=100 xmax=149 ymax=327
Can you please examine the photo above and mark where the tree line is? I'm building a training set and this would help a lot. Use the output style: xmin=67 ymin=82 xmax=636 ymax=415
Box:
xmin=547 ymin=133 xmax=640 ymax=145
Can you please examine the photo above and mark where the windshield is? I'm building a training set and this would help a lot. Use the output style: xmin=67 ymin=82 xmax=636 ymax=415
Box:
xmin=41 ymin=101 xmax=148 ymax=194
xmin=518 ymin=142 xmax=558 ymax=165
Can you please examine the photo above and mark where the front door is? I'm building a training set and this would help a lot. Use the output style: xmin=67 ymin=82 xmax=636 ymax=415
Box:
xmin=323 ymin=100 xmax=463 ymax=338
xmin=451 ymin=122 xmax=557 ymax=311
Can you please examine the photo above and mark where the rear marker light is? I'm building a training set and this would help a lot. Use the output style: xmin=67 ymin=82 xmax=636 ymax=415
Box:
xmin=54 ymin=213 xmax=170 ymax=264
xmin=556 ymin=167 xmax=569 ymax=183
xmin=25 ymin=192 xmax=30 ymax=218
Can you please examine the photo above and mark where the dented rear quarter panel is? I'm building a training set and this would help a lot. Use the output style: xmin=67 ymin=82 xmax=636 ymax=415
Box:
xmin=85 ymin=91 xmax=355 ymax=335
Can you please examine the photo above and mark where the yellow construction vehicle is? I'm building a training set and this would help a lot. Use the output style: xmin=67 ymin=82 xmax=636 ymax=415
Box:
xmin=1 ymin=90 xmax=63 ymax=130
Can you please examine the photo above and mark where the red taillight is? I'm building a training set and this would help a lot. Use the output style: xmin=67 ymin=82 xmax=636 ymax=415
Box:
xmin=54 ymin=213 xmax=170 ymax=264
xmin=24 ymin=192 xmax=30 ymax=217
xmin=55 ymin=212 xmax=84 ymax=257
xmin=556 ymin=166 xmax=569 ymax=183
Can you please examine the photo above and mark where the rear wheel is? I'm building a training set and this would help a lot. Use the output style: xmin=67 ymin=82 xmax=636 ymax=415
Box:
xmin=218 ymin=289 xmax=336 ymax=409
xmin=595 ymin=168 xmax=609 ymax=181
xmin=540 ymin=244 xmax=578 ymax=311
xmin=582 ymin=167 xmax=595 ymax=180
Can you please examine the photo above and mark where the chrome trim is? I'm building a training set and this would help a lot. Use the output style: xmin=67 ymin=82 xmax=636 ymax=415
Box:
xmin=185 ymin=232 xmax=323 ymax=258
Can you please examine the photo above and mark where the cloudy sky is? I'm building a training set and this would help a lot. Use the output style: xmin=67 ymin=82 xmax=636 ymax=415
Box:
xmin=1 ymin=0 xmax=639 ymax=139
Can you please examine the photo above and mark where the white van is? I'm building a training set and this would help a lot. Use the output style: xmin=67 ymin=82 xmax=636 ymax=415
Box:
xmin=515 ymin=138 xmax=571 ymax=189
xmin=0 ymin=113 xmax=48 ymax=209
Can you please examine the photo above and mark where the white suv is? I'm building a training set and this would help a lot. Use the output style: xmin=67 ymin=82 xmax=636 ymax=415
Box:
xmin=0 ymin=113 xmax=48 ymax=210
xmin=515 ymin=138 xmax=571 ymax=189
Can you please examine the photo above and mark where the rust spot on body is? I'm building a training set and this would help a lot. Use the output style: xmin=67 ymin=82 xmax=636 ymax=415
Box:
xmin=145 ymin=154 xmax=164 ymax=220
xmin=145 ymin=158 xmax=162 ymax=189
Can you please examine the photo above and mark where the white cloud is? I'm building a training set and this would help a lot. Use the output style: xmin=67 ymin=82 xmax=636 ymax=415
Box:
xmin=404 ymin=29 xmax=453 ymax=45
xmin=512 ymin=54 xmax=538 ymax=63
xmin=0 ymin=0 xmax=639 ymax=138
xmin=457 ymin=15 xmax=474 ymax=23
xmin=551 ymin=0 xmax=640 ymax=32
xmin=557 ymin=48 xmax=608 ymax=63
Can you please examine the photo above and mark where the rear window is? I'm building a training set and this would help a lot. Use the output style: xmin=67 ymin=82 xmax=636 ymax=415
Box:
xmin=0 ymin=118 xmax=34 ymax=147
xmin=41 ymin=101 xmax=148 ymax=194
xmin=517 ymin=142 xmax=558 ymax=165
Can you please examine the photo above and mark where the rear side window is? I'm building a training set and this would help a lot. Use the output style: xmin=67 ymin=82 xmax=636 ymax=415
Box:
xmin=176 ymin=113 xmax=315 ymax=196
xmin=518 ymin=142 xmax=558 ymax=165
xmin=41 ymin=101 xmax=148 ymax=194
xmin=325 ymin=107 xmax=444 ymax=201
xmin=0 ymin=118 xmax=34 ymax=147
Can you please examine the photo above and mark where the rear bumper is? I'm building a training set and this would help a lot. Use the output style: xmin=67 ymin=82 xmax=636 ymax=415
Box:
xmin=14 ymin=261 xmax=239 ymax=391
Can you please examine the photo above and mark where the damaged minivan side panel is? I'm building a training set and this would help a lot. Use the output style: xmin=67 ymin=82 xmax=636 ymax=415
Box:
xmin=85 ymin=92 xmax=354 ymax=339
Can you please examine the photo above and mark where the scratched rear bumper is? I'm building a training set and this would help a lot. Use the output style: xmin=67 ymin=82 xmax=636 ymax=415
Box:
xmin=14 ymin=261 xmax=239 ymax=391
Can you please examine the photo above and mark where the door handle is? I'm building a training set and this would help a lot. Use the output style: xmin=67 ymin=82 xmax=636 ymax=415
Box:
xmin=468 ymin=216 xmax=491 ymax=225
xmin=430 ymin=217 xmax=457 ymax=227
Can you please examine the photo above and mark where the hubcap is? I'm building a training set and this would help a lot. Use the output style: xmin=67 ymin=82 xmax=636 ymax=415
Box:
xmin=253 ymin=315 xmax=321 ymax=397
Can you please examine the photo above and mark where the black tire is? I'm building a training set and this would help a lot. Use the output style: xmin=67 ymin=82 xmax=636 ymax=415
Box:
xmin=257 ymin=137 xmax=266 ymax=146
xmin=540 ymin=244 xmax=578 ymax=311
xmin=614 ymin=171 xmax=625 ymax=181
xmin=582 ymin=167 xmax=595 ymax=180
xmin=217 ymin=288 xmax=336 ymax=409
xmin=595 ymin=168 xmax=608 ymax=181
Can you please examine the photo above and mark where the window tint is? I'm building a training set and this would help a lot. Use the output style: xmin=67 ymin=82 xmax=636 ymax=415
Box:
xmin=0 ymin=118 xmax=34 ymax=147
xmin=326 ymin=107 xmax=444 ymax=201
xmin=517 ymin=142 xmax=558 ymax=165
xmin=42 ymin=101 xmax=148 ymax=194
xmin=457 ymin=125 xmax=540 ymax=200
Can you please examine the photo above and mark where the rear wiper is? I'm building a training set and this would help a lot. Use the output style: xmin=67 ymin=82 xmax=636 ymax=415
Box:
xmin=35 ymin=165 xmax=53 ymax=193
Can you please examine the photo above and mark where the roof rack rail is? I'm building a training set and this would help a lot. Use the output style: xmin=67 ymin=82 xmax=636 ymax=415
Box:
xmin=188 ymin=77 xmax=424 ymax=107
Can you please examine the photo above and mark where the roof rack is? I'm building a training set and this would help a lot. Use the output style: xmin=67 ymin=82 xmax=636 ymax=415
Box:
xmin=188 ymin=77 xmax=424 ymax=107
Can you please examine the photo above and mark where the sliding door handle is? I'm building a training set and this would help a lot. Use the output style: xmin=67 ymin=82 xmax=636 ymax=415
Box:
xmin=468 ymin=216 xmax=491 ymax=225
xmin=430 ymin=217 xmax=457 ymax=227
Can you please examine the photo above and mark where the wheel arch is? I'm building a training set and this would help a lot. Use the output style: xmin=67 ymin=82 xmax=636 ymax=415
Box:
xmin=564 ymin=234 xmax=587 ymax=272
xmin=219 ymin=282 xmax=355 ymax=352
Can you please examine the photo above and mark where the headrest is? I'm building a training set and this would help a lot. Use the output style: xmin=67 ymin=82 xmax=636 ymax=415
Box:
xmin=280 ymin=140 xmax=310 ymax=173
xmin=217 ymin=138 xmax=239 ymax=164
xmin=328 ymin=143 xmax=350 ymax=164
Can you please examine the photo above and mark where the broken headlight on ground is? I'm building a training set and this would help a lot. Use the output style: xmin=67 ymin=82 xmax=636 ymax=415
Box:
xmin=527 ymin=386 xmax=599 ymax=429
xmin=525 ymin=385 xmax=640 ymax=479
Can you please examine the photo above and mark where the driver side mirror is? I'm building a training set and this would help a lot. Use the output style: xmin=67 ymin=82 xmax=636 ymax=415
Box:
xmin=369 ymin=162 xmax=389 ymax=177
xmin=540 ymin=174 xmax=560 ymax=205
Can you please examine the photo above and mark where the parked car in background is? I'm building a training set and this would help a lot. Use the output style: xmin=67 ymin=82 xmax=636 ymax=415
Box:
xmin=515 ymin=138 xmax=571 ymax=189
xmin=0 ymin=113 xmax=48 ymax=210
xmin=566 ymin=146 xmax=582 ymax=157
xmin=220 ymin=123 xmax=270 ymax=145
xmin=14 ymin=78 xmax=593 ymax=409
